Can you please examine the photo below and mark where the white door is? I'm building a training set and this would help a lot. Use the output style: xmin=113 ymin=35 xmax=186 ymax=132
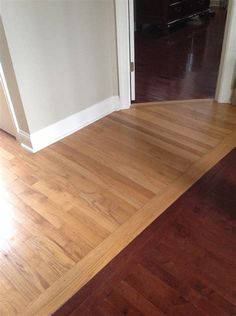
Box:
xmin=129 ymin=0 xmax=135 ymax=101
xmin=0 ymin=79 xmax=16 ymax=137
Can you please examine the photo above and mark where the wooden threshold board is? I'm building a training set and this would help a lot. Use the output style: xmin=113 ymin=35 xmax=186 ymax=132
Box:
xmin=132 ymin=98 xmax=215 ymax=107
xmin=0 ymin=100 xmax=235 ymax=315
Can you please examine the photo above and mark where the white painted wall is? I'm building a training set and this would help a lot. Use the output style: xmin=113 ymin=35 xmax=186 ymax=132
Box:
xmin=0 ymin=17 xmax=29 ymax=133
xmin=0 ymin=79 xmax=16 ymax=136
xmin=216 ymin=0 xmax=236 ymax=103
xmin=1 ymin=0 xmax=118 ymax=134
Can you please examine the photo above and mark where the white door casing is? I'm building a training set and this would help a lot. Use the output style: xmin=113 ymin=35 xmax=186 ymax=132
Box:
xmin=0 ymin=64 xmax=18 ymax=137
xmin=115 ymin=0 xmax=132 ymax=108
xmin=129 ymin=0 xmax=135 ymax=101
xmin=215 ymin=0 xmax=236 ymax=103
xmin=0 ymin=80 xmax=15 ymax=136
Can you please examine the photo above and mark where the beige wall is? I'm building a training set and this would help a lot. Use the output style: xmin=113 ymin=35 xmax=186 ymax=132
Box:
xmin=1 ymin=0 xmax=118 ymax=133
xmin=0 ymin=17 xmax=29 ymax=133
xmin=0 ymin=80 xmax=16 ymax=136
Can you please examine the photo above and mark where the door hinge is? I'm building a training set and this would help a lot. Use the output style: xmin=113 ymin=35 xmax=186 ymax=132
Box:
xmin=130 ymin=61 xmax=134 ymax=72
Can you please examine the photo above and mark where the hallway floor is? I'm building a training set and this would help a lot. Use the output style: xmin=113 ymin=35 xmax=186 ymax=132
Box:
xmin=0 ymin=100 xmax=235 ymax=315
xmin=55 ymin=148 xmax=236 ymax=316
xmin=135 ymin=8 xmax=227 ymax=102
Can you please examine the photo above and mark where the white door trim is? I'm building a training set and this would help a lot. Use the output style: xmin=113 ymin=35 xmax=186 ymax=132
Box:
xmin=115 ymin=0 xmax=131 ymax=109
xmin=129 ymin=0 xmax=135 ymax=101
xmin=0 ymin=63 xmax=19 ymax=137
xmin=215 ymin=0 xmax=236 ymax=103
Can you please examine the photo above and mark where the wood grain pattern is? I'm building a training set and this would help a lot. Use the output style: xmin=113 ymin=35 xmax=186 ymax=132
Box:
xmin=0 ymin=99 xmax=235 ymax=315
xmin=55 ymin=147 xmax=236 ymax=316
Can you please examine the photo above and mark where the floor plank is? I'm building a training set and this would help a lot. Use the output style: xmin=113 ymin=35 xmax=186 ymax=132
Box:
xmin=55 ymin=148 xmax=236 ymax=316
xmin=0 ymin=99 xmax=235 ymax=315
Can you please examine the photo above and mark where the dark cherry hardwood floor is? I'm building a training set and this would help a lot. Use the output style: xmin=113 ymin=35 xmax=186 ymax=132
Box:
xmin=55 ymin=148 xmax=236 ymax=316
xmin=134 ymin=8 xmax=227 ymax=102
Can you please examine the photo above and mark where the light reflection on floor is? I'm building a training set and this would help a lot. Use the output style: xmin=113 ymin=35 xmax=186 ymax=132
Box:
xmin=0 ymin=199 xmax=15 ymax=250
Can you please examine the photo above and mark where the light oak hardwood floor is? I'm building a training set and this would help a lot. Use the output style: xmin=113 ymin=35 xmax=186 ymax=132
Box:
xmin=0 ymin=99 xmax=235 ymax=315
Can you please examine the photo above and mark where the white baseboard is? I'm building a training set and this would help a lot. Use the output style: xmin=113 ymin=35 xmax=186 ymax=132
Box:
xmin=210 ymin=0 xmax=220 ymax=6
xmin=19 ymin=96 xmax=120 ymax=153
xmin=18 ymin=130 xmax=34 ymax=153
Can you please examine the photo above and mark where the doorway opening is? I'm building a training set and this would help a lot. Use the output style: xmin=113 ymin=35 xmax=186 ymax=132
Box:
xmin=131 ymin=1 xmax=228 ymax=103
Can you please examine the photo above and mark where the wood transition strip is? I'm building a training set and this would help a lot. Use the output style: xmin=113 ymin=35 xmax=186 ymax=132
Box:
xmin=131 ymin=98 xmax=215 ymax=107
xmin=24 ymin=130 xmax=236 ymax=316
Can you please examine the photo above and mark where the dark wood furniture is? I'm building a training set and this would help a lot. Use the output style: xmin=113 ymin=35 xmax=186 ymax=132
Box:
xmin=136 ymin=0 xmax=211 ymax=30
